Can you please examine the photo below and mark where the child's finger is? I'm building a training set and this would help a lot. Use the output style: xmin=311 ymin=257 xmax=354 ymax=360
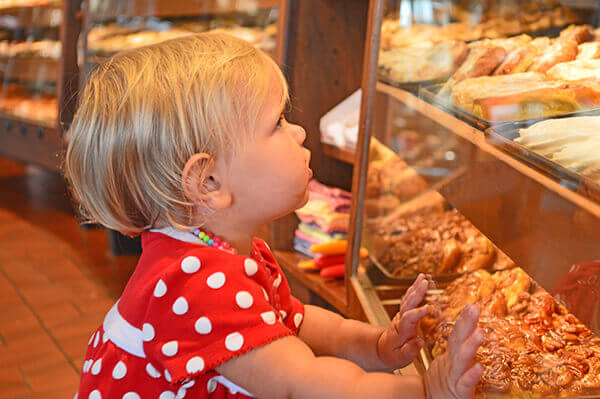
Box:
xmin=394 ymin=305 xmax=430 ymax=342
xmin=400 ymin=278 xmax=428 ymax=314
xmin=403 ymin=273 xmax=425 ymax=300
xmin=455 ymin=363 xmax=483 ymax=398
xmin=451 ymin=328 xmax=483 ymax=382
xmin=447 ymin=304 xmax=479 ymax=356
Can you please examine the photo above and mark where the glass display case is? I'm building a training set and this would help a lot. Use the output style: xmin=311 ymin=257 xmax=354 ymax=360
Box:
xmin=0 ymin=0 xmax=79 ymax=169
xmin=348 ymin=0 xmax=600 ymax=397
xmin=80 ymin=0 xmax=281 ymax=82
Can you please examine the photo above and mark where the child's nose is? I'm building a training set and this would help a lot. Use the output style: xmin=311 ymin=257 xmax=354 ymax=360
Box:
xmin=293 ymin=125 xmax=306 ymax=145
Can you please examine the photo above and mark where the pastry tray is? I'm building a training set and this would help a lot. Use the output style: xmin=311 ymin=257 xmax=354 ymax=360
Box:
xmin=377 ymin=73 xmax=449 ymax=96
xmin=419 ymin=83 xmax=600 ymax=131
xmin=485 ymin=110 xmax=600 ymax=196
xmin=365 ymin=252 xmax=467 ymax=287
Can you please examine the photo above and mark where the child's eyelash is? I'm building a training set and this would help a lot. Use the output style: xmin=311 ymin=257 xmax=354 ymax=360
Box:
xmin=276 ymin=114 xmax=285 ymax=129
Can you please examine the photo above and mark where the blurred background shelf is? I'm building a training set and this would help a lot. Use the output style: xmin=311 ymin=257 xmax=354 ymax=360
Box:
xmin=87 ymin=0 xmax=278 ymax=21
xmin=0 ymin=2 xmax=62 ymax=28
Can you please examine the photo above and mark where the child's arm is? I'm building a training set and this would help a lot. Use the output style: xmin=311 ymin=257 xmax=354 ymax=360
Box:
xmin=215 ymin=304 xmax=482 ymax=399
xmin=298 ymin=273 xmax=430 ymax=371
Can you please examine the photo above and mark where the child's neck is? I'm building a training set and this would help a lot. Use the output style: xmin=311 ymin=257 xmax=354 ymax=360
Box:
xmin=202 ymin=220 xmax=257 ymax=256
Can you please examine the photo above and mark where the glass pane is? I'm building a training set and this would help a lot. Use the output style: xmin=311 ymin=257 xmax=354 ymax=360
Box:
xmin=357 ymin=0 xmax=600 ymax=396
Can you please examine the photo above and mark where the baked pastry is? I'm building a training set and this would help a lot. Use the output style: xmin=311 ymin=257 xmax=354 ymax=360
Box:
xmin=473 ymin=83 xmax=600 ymax=122
xmin=421 ymin=268 xmax=600 ymax=398
xmin=378 ymin=40 xmax=468 ymax=83
xmin=450 ymin=72 xmax=549 ymax=112
xmin=439 ymin=45 xmax=507 ymax=96
xmin=546 ymin=59 xmax=600 ymax=81
xmin=559 ymin=24 xmax=594 ymax=45
xmin=371 ymin=209 xmax=497 ymax=278
xmin=577 ymin=42 xmax=600 ymax=60
xmin=528 ymin=38 xmax=578 ymax=73
xmin=515 ymin=115 xmax=600 ymax=181
xmin=493 ymin=45 xmax=538 ymax=75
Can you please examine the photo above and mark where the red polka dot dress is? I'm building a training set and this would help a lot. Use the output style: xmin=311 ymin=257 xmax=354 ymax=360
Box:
xmin=75 ymin=228 xmax=305 ymax=399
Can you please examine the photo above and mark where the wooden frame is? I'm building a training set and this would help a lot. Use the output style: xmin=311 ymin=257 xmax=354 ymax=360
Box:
xmin=269 ymin=0 xmax=369 ymax=319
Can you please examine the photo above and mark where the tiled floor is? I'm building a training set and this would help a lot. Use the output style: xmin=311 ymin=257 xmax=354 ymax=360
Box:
xmin=0 ymin=158 xmax=138 ymax=399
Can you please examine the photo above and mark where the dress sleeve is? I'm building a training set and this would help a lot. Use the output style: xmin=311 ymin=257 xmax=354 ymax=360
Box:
xmin=141 ymin=248 xmax=297 ymax=386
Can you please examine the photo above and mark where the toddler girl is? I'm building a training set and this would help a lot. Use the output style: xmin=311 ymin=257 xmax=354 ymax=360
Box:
xmin=65 ymin=32 xmax=483 ymax=399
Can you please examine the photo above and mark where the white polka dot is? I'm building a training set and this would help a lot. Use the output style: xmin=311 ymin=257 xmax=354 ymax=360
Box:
xmin=182 ymin=379 xmax=195 ymax=389
xmin=207 ymin=272 xmax=226 ymax=289
xmin=280 ymin=310 xmax=287 ymax=320
xmin=262 ymin=287 xmax=269 ymax=302
xmin=74 ymin=393 xmax=78 ymax=399
xmin=162 ymin=341 xmax=178 ymax=357
xmin=207 ymin=378 xmax=218 ymax=393
xmin=273 ymin=274 xmax=282 ymax=288
xmin=244 ymin=258 xmax=258 ymax=276
xmin=93 ymin=331 xmax=100 ymax=347
xmin=235 ymin=291 xmax=254 ymax=309
xmin=112 ymin=361 xmax=127 ymax=379
xmin=164 ymin=369 xmax=172 ymax=382
xmin=194 ymin=317 xmax=212 ymax=334
xmin=142 ymin=323 xmax=155 ymax=342
xmin=172 ymin=297 xmax=189 ymax=315
xmin=186 ymin=356 xmax=204 ymax=374
xmin=82 ymin=359 xmax=91 ymax=373
xmin=264 ymin=241 xmax=271 ymax=251
xmin=225 ymin=332 xmax=244 ymax=351
xmin=88 ymin=332 xmax=94 ymax=345
xmin=102 ymin=333 xmax=109 ymax=343
xmin=154 ymin=279 xmax=167 ymax=297
xmin=91 ymin=358 xmax=102 ymax=375
xmin=294 ymin=313 xmax=303 ymax=328
xmin=260 ymin=311 xmax=277 ymax=325
xmin=146 ymin=363 xmax=161 ymax=378
xmin=89 ymin=390 xmax=102 ymax=399
xmin=176 ymin=387 xmax=187 ymax=399
xmin=181 ymin=256 xmax=201 ymax=274
xmin=159 ymin=392 xmax=175 ymax=399
xmin=122 ymin=393 xmax=140 ymax=399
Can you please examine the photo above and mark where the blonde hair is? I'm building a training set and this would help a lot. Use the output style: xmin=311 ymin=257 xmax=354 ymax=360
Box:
xmin=64 ymin=32 xmax=289 ymax=234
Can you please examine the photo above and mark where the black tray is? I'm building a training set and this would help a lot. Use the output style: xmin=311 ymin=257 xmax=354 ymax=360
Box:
xmin=377 ymin=72 xmax=448 ymax=96
xmin=486 ymin=110 xmax=600 ymax=194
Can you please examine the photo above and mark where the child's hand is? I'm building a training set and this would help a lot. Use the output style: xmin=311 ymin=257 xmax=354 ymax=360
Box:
xmin=377 ymin=273 xmax=430 ymax=369
xmin=424 ymin=303 xmax=484 ymax=399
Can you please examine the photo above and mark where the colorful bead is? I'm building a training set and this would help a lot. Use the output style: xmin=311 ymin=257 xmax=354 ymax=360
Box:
xmin=191 ymin=228 xmax=236 ymax=254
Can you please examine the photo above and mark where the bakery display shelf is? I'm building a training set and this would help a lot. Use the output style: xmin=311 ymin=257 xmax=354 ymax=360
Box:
xmin=0 ymin=2 xmax=62 ymax=29
xmin=321 ymin=142 xmax=355 ymax=165
xmin=376 ymin=81 xmax=600 ymax=216
xmin=0 ymin=57 xmax=59 ymax=83
xmin=87 ymin=0 xmax=278 ymax=22
xmin=274 ymin=250 xmax=348 ymax=316
xmin=0 ymin=114 xmax=60 ymax=170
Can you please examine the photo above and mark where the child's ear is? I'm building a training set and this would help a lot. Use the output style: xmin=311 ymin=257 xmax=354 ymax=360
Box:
xmin=182 ymin=153 xmax=232 ymax=211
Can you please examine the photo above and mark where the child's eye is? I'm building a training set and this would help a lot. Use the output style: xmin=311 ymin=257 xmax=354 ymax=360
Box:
xmin=275 ymin=114 xmax=285 ymax=130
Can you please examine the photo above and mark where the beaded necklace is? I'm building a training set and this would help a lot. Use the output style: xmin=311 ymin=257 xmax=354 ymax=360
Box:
xmin=191 ymin=228 xmax=237 ymax=255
